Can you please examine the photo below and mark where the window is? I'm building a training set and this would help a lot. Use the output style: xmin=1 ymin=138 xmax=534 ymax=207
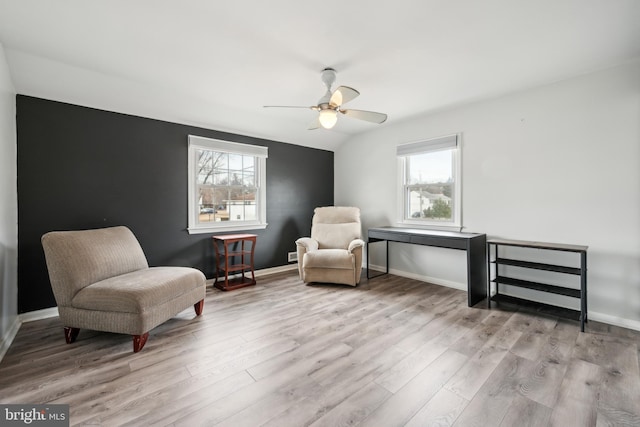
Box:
xmin=188 ymin=135 xmax=268 ymax=234
xmin=397 ymin=134 xmax=461 ymax=228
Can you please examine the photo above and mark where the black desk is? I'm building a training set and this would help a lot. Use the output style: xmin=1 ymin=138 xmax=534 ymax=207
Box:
xmin=367 ymin=227 xmax=487 ymax=307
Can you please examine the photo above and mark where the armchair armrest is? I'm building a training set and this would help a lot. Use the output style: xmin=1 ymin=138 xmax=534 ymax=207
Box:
xmin=295 ymin=237 xmax=318 ymax=252
xmin=348 ymin=239 xmax=365 ymax=253
xmin=295 ymin=237 xmax=318 ymax=281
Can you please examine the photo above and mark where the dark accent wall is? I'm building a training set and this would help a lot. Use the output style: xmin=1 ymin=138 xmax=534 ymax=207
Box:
xmin=16 ymin=95 xmax=333 ymax=313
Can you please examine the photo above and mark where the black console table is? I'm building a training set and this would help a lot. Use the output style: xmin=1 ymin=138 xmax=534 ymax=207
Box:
xmin=487 ymin=238 xmax=588 ymax=331
xmin=367 ymin=227 xmax=487 ymax=307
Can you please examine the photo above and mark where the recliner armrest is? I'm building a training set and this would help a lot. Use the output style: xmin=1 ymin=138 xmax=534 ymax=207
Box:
xmin=348 ymin=239 xmax=365 ymax=253
xmin=295 ymin=237 xmax=318 ymax=282
xmin=295 ymin=237 xmax=319 ymax=252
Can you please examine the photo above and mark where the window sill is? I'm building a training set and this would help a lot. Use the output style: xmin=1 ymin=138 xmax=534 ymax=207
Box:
xmin=187 ymin=222 xmax=268 ymax=234
xmin=396 ymin=220 xmax=462 ymax=232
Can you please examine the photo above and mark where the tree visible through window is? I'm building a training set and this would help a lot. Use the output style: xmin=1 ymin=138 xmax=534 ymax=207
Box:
xmin=397 ymin=134 xmax=461 ymax=227
xmin=188 ymin=135 xmax=267 ymax=234
xmin=406 ymin=149 xmax=454 ymax=221
xmin=196 ymin=150 xmax=257 ymax=223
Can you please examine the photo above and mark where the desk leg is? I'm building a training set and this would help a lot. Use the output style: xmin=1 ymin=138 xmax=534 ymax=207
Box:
xmin=213 ymin=240 xmax=220 ymax=286
xmin=366 ymin=241 xmax=370 ymax=279
xmin=386 ymin=240 xmax=389 ymax=274
xmin=467 ymin=236 xmax=487 ymax=307
xmin=486 ymin=242 xmax=491 ymax=309
xmin=366 ymin=240 xmax=388 ymax=280
xmin=580 ymin=251 xmax=587 ymax=332
xmin=223 ymin=242 xmax=230 ymax=290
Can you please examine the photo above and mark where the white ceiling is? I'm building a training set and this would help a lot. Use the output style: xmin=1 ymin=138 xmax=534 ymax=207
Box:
xmin=1 ymin=1 xmax=639 ymax=151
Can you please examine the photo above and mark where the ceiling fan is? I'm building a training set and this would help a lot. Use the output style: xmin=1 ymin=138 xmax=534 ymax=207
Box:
xmin=264 ymin=68 xmax=388 ymax=130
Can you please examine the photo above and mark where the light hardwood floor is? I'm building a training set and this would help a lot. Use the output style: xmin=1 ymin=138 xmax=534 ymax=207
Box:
xmin=1 ymin=271 xmax=639 ymax=426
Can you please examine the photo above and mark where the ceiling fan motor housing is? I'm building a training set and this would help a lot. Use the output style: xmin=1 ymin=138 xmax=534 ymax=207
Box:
xmin=321 ymin=68 xmax=337 ymax=89
xmin=318 ymin=68 xmax=337 ymax=106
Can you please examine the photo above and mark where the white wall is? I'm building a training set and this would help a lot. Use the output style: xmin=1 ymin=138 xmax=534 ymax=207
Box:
xmin=0 ymin=42 xmax=18 ymax=357
xmin=336 ymin=60 xmax=640 ymax=330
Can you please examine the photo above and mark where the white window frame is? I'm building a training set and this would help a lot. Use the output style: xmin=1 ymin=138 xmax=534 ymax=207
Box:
xmin=187 ymin=135 xmax=268 ymax=234
xmin=397 ymin=133 xmax=462 ymax=229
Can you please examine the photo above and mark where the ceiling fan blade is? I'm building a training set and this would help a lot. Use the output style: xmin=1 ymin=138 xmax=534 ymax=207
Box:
xmin=263 ymin=105 xmax=317 ymax=109
xmin=308 ymin=116 xmax=321 ymax=130
xmin=329 ymin=86 xmax=359 ymax=108
xmin=340 ymin=109 xmax=388 ymax=124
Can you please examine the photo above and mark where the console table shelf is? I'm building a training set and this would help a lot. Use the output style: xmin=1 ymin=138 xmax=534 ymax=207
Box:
xmin=494 ymin=258 xmax=581 ymax=275
xmin=492 ymin=276 xmax=582 ymax=298
xmin=488 ymin=238 xmax=588 ymax=331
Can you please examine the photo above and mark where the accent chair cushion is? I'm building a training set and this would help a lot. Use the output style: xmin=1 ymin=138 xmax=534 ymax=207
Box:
xmin=311 ymin=206 xmax=361 ymax=249
xmin=71 ymin=266 xmax=205 ymax=313
xmin=303 ymin=249 xmax=354 ymax=270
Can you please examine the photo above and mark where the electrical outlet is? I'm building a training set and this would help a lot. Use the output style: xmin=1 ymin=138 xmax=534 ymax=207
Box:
xmin=288 ymin=252 xmax=298 ymax=262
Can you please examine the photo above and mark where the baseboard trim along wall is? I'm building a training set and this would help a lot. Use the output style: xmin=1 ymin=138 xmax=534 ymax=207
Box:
xmin=0 ymin=316 xmax=21 ymax=362
xmin=255 ymin=264 xmax=298 ymax=277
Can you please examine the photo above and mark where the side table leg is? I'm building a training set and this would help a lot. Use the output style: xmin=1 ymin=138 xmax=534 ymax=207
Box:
xmin=224 ymin=242 xmax=230 ymax=290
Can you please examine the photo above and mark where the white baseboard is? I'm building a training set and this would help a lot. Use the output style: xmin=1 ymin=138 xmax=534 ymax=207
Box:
xmin=212 ymin=264 xmax=298 ymax=283
xmin=255 ymin=264 xmax=298 ymax=277
xmin=19 ymin=306 xmax=59 ymax=323
xmin=0 ymin=307 xmax=60 ymax=363
xmin=588 ymin=311 xmax=640 ymax=332
xmin=0 ymin=316 xmax=21 ymax=362
xmin=367 ymin=263 xmax=467 ymax=292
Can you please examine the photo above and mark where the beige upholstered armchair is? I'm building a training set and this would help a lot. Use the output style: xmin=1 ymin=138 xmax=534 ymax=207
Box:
xmin=295 ymin=206 xmax=365 ymax=286
xmin=41 ymin=226 xmax=206 ymax=352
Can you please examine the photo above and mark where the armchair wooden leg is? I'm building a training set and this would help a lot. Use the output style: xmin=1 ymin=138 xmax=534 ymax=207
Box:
xmin=194 ymin=299 xmax=204 ymax=316
xmin=64 ymin=327 xmax=80 ymax=344
xmin=133 ymin=332 xmax=149 ymax=353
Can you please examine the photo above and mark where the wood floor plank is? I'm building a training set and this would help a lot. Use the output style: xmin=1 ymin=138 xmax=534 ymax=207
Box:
xmin=109 ymin=370 xmax=256 ymax=426
xmin=404 ymin=387 xmax=469 ymax=427
xmin=499 ymin=394 xmax=552 ymax=427
xmin=172 ymin=342 xmax=354 ymax=426
xmin=444 ymin=345 xmax=509 ymax=401
xmin=358 ymin=349 xmax=468 ymax=427
xmin=508 ymin=314 xmax=559 ymax=361
xmin=213 ymin=376 xmax=318 ymax=427
xmin=452 ymin=352 xmax=534 ymax=427
xmin=444 ymin=314 xmax=523 ymax=401
xmin=374 ymin=340 xmax=448 ymax=393
xmin=516 ymin=350 xmax=569 ymax=408
xmin=548 ymin=358 xmax=603 ymax=427
xmin=449 ymin=309 xmax=514 ymax=357
xmin=309 ymin=381 xmax=391 ymax=427
xmin=261 ymin=344 xmax=409 ymax=427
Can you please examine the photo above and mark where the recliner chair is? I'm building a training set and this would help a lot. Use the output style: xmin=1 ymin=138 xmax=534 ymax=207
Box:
xmin=295 ymin=206 xmax=365 ymax=286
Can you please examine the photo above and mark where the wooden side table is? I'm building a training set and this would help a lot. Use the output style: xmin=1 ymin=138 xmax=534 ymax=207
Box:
xmin=212 ymin=234 xmax=257 ymax=291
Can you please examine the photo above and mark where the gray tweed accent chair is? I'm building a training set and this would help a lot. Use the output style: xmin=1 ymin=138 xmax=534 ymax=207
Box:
xmin=41 ymin=226 xmax=206 ymax=352
xmin=295 ymin=206 xmax=365 ymax=286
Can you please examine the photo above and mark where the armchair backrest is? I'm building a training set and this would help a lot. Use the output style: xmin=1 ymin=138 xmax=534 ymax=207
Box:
xmin=41 ymin=226 xmax=149 ymax=306
xmin=311 ymin=206 xmax=361 ymax=249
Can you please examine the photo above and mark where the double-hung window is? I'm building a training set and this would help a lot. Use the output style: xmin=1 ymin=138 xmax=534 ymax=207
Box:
xmin=397 ymin=134 xmax=461 ymax=228
xmin=187 ymin=135 xmax=268 ymax=234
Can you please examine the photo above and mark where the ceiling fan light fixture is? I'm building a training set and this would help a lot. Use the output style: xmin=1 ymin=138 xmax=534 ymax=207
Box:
xmin=318 ymin=109 xmax=338 ymax=129
xmin=265 ymin=68 xmax=386 ymax=130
